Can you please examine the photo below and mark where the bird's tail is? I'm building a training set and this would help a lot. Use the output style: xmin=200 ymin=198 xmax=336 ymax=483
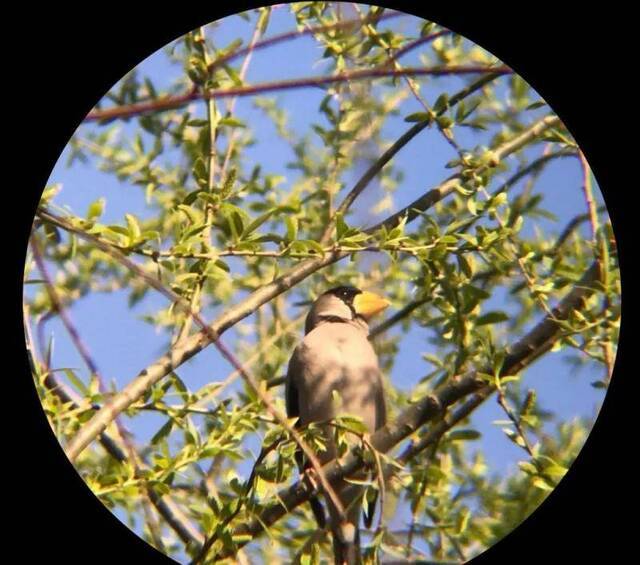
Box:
xmin=332 ymin=522 xmax=361 ymax=565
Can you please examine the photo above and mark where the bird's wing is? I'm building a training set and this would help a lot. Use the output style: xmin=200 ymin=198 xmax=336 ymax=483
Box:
xmin=285 ymin=346 xmax=327 ymax=529
xmin=285 ymin=351 xmax=300 ymax=420
xmin=364 ymin=365 xmax=386 ymax=530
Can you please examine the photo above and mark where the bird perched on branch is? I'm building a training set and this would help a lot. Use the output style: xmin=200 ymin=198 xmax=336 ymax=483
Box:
xmin=285 ymin=286 xmax=390 ymax=565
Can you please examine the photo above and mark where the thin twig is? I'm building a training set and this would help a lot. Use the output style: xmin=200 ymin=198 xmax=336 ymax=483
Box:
xmin=496 ymin=387 xmax=535 ymax=457
xmin=85 ymin=65 xmax=511 ymax=123
xmin=320 ymin=71 xmax=505 ymax=242
xmin=218 ymin=9 xmax=267 ymax=182
xmin=578 ymin=150 xmax=613 ymax=381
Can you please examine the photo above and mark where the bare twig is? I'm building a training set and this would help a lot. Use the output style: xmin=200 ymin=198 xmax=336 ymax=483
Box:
xmin=218 ymin=9 xmax=267 ymax=182
xmin=578 ymin=151 xmax=599 ymax=243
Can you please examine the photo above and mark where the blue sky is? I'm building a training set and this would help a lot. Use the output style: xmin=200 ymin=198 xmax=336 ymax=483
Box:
xmin=27 ymin=4 xmax=611 ymax=558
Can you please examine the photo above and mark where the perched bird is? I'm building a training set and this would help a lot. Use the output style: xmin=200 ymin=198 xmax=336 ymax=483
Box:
xmin=285 ymin=286 xmax=390 ymax=564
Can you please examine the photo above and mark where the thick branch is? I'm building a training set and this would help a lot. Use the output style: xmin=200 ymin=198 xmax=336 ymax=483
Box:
xmin=214 ymin=260 xmax=600 ymax=558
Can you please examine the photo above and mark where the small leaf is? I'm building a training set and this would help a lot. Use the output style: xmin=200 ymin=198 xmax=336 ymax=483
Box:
xmin=448 ymin=429 xmax=481 ymax=441
xmin=87 ymin=198 xmax=106 ymax=220
xmin=284 ymin=216 xmax=298 ymax=242
xmin=457 ymin=254 xmax=473 ymax=277
xmin=219 ymin=116 xmax=246 ymax=128
xmin=433 ymin=93 xmax=449 ymax=114
xmin=404 ymin=112 xmax=431 ymax=123
xmin=532 ymin=477 xmax=554 ymax=491
xmin=125 ymin=214 xmax=141 ymax=241
xmin=476 ymin=311 xmax=509 ymax=325
xmin=151 ymin=420 xmax=174 ymax=445
xmin=64 ymin=368 xmax=89 ymax=396
xmin=242 ymin=207 xmax=281 ymax=236
xmin=525 ymin=101 xmax=547 ymax=111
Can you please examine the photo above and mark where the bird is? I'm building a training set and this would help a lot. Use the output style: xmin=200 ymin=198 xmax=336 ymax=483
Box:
xmin=285 ymin=285 xmax=390 ymax=565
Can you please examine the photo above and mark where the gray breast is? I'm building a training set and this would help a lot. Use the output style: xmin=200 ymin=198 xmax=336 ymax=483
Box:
xmin=292 ymin=323 xmax=383 ymax=431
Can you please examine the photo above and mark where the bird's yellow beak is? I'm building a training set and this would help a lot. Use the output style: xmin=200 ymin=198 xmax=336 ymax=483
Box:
xmin=353 ymin=291 xmax=390 ymax=319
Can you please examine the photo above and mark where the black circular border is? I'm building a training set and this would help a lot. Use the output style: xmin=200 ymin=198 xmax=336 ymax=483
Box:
xmin=10 ymin=3 xmax=629 ymax=563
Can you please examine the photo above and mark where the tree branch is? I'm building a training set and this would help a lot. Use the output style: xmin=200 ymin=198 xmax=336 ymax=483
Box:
xmin=366 ymin=115 xmax=561 ymax=233
xmin=386 ymin=30 xmax=454 ymax=65
xmin=320 ymin=71 xmax=505 ymax=242
xmin=84 ymin=66 xmax=511 ymax=123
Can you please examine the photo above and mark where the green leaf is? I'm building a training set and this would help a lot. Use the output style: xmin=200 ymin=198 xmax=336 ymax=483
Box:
xmin=64 ymin=368 xmax=89 ymax=396
xmin=456 ymin=507 xmax=471 ymax=534
xmin=219 ymin=116 xmax=246 ymax=128
xmin=457 ymin=254 xmax=473 ymax=277
xmin=336 ymin=213 xmax=348 ymax=239
xmin=125 ymin=214 xmax=141 ymax=241
xmin=181 ymin=223 xmax=208 ymax=242
xmin=284 ymin=216 xmax=298 ymax=242
xmin=87 ymin=198 xmax=106 ymax=220
xmin=221 ymin=169 xmax=237 ymax=200
xmin=448 ymin=429 xmax=481 ymax=441
xmin=213 ymin=259 xmax=230 ymax=273
xmin=183 ymin=188 xmax=206 ymax=206
xmin=532 ymin=477 xmax=554 ymax=491
xmin=192 ymin=157 xmax=208 ymax=186
xmin=518 ymin=461 xmax=538 ymax=475
xmin=525 ymin=100 xmax=547 ymax=111
xmin=476 ymin=311 xmax=509 ymax=325
xmin=257 ymin=7 xmax=271 ymax=33
xmin=404 ymin=112 xmax=431 ymax=123
xmin=187 ymin=119 xmax=209 ymax=127
xmin=151 ymin=420 xmax=174 ymax=445
xmin=242 ymin=207 xmax=281 ymax=237
xmin=433 ymin=93 xmax=449 ymax=114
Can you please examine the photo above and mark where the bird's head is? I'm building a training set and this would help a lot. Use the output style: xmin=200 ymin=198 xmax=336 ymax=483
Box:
xmin=304 ymin=286 xmax=390 ymax=334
